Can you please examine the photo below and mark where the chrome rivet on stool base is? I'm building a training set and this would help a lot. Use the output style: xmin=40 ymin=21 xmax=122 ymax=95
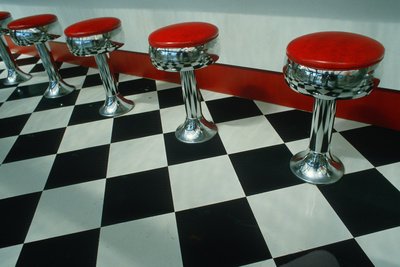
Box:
xmin=64 ymin=17 xmax=134 ymax=117
xmin=148 ymin=22 xmax=219 ymax=143
xmin=284 ymin=31 xmax=384 ymax=184
xmin=0 ymin=12 xmax=31 ymax=85
xmin=7 ymin=14 xmax=75 ymax=98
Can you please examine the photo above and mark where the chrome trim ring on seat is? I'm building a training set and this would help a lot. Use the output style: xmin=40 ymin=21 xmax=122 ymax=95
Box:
xmin=66 ymin=27 xmax=124 ymax=57
xmin=284 ymin=58 xmax=379 ymax=100
xmin=149 ymin=38 xmax=219 ymax=72
xmin=9 ymin=21 xmax=62 ymax=46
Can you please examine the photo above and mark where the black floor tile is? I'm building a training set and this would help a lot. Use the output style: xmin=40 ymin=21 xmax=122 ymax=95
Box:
xmin=266 ymin=110 xmax=313 ymax=142
xmin=59 ymin=65 xmax=89 ymax=79
xmin=4 ymin=128 xmax=65 ymax=163
xmin=82 ymin=73 xmax=103 ymax=88
xmin=318 ymin=168 xmax=400 ymax=237
xmin=0 ymin=114 xmax=30 ymax=138
xmin=15 ymin=57 xmax=40 ymax=66
xmin=118 ymin=78 xmax=157 ymax=95
xmin=176 ymin=198 xmax=271 ymax=266
xmin=157 ymin=86 xmax=183 ymax=109
xmin=206 ymin=96 xmax=263 ymax=123
xmin=102 ymin=167 xmax=174 ymax=226
xmin=8 ymin=82 xmax=48 ymax=100
xmin=230 ymin=144 xmax=302 ymax=196
xmin=163 ymin=132 xmax=226 ymax=165
xmin=341 ymin=125 xmax=400 ymax=166
xmin=29 ymin=63 xmax=45 ymax=73
xmin=68 ymin=101 xmax=105 ymax=125
xmin=112 ymin=110 xmax=163 ymax=142
xmin=0 ymin=192 xmax=41 ymax=248
xmin=274 ymin=239 xmax=374 ymax=267
xmin=17 ymin=229 xmax=100 ymax=267
xmin=45 ymin=145 xmax=109 ymax=189
xmin=34 ymin=90 xmax=79 ymax=111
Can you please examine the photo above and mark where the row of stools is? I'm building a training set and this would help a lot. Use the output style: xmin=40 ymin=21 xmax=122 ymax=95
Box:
xmin=0 ymin=12 xmax=385 ymax=185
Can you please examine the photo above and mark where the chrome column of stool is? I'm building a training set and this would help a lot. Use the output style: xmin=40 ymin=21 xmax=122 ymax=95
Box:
xmin=148 ymin=22 xmax=219 ymax=143
xmin=7 ymin=14 xmax=75 ymax=98
xmin=0 ymin=11 xmax=31 ymax=85
xmin=64 ymin=17 xmax=134 ymax=117
xmin=284 ymin=31 xmax=384 ymax=184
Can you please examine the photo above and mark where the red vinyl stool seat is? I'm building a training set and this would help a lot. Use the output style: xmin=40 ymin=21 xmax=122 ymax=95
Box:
xmin=64 ymin=17 xmax=133 ymax=117
xmin=284 ymin=31 xmax=385 ymax=184
xmin=7 ymin=14 xmax=74 ymax=98
xmin=148 ymin=22 xmax=219 ymax=143
xmin=0 ymin=11 xmax=32 ymax=85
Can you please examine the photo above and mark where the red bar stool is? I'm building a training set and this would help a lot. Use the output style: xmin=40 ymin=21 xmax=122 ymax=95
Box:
xmin=0 ymin=11 xmax=31 ymax=85
xmin=64 ymin=17 xmax=134 ymax=117
xmin=7 ymin=14 xmax=75 ymax=98
xmin=148 ymin=22 xmax=219 ymax=143
xmin=284 ymin=31 xmax=384 ymax=184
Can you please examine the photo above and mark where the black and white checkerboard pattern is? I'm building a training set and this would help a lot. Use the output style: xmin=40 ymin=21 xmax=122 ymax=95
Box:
xmin=0 ymin=54 xmax=399 ymax=267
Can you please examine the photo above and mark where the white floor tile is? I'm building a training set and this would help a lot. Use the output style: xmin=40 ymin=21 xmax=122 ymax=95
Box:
xmin=357 ymin=226 xmax=400 ymax=267
xmin=334 ymin=117 xmax=370 ymax=132
xmin=255 ymin=101 xmax=293 ymax=115
xmin=121 ymin=91 xmax=159 ymax=116
xmin=0 ymin=245 xmax=22 ymax=267
xmin=75 ymin=84 xmax=105 ymax=105
xmin=169 ymin=155 xmax=245 ymax=211
xmin=25 ymin=179 xmax=105 ymax=243
xmin=218 ymin=115 xmax=283 ymax=154
xmin=21 ymin=106 xmax=74 ymax=134
xmin=107 ymin=134 xmax=167 ymax=177
xmin=377 ymin=162 xmax=400 ymax=191
xmin=0 ymin=87 xmax=15 ymax=103
xmin=160 ymin=105 xmax=186 ymax=133
xmin=248 ymin=184 xmax=352 ymax=258
xmin=0 ymin=136 xmax=18 ymax=164
xmin=57 ymin=119 xmax=113 ymax=153
xmin=0 ymin=155 xmax=56 ymax=199
xmin=97 ymin=213 xmax=183 ymax=267
xmin=0 ymin=96 xmax=42 ymax=119
xmin=241 ymin=259 xmax=277 ymax=267
xmin=155 ymin=80 xmax=180 ymax=91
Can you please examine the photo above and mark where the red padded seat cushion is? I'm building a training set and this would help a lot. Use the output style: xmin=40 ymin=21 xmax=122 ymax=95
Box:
xmin=8 ymin=14 xmax=57 ymax=30
xmin=149 ymin=22 xmax=218 ymax=48
xmin=286 ymin=31 xmax=385 ymax=70
xmin=64 ymin=17 xmax=121 ymax=38
xmin=0 ymin=12 xmax=11 ymax=21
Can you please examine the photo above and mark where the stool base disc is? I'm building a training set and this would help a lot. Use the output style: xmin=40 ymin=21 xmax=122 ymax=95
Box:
xmin=3 ymin=69 xmax=32 ymax=86
xmin=290 ymin=150 xmax=344 ymax=184
xmin=44 ymin=81 xmax=75 ymax=99
xmin=99 ymin=95 xmax=134 ymax=117
xmin=175 ymin=118 xmax=217 ymax=143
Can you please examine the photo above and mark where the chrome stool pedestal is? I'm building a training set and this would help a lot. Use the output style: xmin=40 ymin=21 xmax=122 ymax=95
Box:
xmin=0 ymin=12 xmax=31 ymax=85
xmin=7 ymin=14 xmax=75 ymax=98
xmin=148 ymin=22 xmax=219 ymax=143
xmin=284 ymin=31 xmax=384 ymax=184
xmin=65 ymin=17 xmax=134 ymax=117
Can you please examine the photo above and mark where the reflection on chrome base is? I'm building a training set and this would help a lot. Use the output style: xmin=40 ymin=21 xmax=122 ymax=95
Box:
xmin=176 ymin=118 xmax=217 ymax=144
xmin=44 ymin=80 xmax=75 ymax=99
xmin=290 ymin=150 xmax=344 ymax=184
xmin=3 ymin=68 xmax=32 ymax=86
xmin=99 ymin=94 xmax=134 ymax=117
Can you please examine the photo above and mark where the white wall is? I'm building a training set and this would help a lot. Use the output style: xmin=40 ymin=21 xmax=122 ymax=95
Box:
xmin=1 ymin=0 xmax=399 ymax=90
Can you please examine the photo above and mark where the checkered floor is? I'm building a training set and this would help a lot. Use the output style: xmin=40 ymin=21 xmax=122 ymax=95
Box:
xmin=0 ymin=54 xmax=400 ymax=267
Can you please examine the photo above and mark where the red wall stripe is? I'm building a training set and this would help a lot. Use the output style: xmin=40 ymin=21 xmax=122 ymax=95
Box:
xmin=7 ymin=38 xmax=400 ymax=131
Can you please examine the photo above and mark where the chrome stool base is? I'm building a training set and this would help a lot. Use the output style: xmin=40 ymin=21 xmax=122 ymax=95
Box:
xmin=44 ymin=80 xmax=75 ymax=99
xmin=99 ymin=94 xmax=134 ymax=117
xmin=290 ymin=150 xmax=344 ymax=184
xmin=176 ymin=117 xmax=217 ymax=143
xmin=3 ymin=68 xmax=32 ymax=86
